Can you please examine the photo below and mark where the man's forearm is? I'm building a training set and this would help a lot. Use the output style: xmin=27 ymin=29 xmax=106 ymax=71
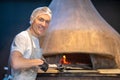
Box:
xmin=10 ymin=51 xmax=44 ymax=70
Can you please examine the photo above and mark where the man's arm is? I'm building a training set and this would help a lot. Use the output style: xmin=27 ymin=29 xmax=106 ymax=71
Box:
xmin=10 ymin=51 xmax=44 ymax=70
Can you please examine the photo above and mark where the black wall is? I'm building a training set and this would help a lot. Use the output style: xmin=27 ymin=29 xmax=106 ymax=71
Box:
xmin=0 ymin=0 xmax=120 ymax=79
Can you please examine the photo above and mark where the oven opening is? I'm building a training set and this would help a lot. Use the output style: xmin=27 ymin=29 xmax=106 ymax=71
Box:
xmin=44 ymin=53 xmax=93 ymax=70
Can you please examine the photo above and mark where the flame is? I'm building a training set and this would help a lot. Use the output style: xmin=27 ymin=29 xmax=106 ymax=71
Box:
xmin=59 ymin=55 xmax=71 ymax=64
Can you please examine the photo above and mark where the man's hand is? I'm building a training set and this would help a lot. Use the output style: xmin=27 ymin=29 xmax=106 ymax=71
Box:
xmin=39 ymin=61 xmax=48 ymax=72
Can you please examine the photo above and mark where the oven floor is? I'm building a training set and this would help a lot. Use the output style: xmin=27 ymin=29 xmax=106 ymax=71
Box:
xmin=37 ymin=68 xmax=120 ymax=80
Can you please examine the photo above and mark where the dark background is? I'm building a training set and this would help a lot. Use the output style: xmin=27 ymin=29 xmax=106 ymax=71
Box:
xmin=0 ymin=0 xmax=120 ymax=79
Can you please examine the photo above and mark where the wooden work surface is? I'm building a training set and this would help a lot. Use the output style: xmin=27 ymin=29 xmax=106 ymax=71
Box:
xmin=37 ymin=68 xmax=120 ymax=80
xmin=37 ymin=68 xmax=120 ymax=75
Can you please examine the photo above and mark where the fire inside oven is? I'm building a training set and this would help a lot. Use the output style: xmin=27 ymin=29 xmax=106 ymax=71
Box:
xmin=44 ymin=53 xmax=93 ymax=71
xmin=44 ymin=52 xmax=116 ymax=72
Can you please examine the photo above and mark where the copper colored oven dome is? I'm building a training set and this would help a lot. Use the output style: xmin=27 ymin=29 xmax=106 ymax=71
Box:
xmin=41 ymin=0 xmax=120 ymax=68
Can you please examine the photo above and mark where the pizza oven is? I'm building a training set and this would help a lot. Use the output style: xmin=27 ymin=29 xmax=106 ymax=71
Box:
xmin=40 ymin=0 xmax=120 ymax=70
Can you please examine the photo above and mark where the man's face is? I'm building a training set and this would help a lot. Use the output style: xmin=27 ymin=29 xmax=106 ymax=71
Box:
xmin=31 ymin=14 xmax=51 ymax=37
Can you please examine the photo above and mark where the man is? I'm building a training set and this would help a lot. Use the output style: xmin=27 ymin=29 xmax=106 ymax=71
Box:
xmin=9 ymin=6 xmax=52 ymax=80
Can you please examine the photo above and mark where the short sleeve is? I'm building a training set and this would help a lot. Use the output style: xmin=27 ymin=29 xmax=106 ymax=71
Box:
xmin=11 ymin=33 xmax=27 ymax=55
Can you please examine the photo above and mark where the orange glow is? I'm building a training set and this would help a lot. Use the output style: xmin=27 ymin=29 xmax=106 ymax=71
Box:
xmin=59 ymin=55 xmax=71 ymax=64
